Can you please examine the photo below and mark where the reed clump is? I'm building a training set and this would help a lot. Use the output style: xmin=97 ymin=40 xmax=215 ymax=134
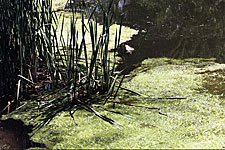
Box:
xmin=0 ymin=0 xmax=124 ymax=128
xmin=0 ymin=0 xmax=54 ymax=113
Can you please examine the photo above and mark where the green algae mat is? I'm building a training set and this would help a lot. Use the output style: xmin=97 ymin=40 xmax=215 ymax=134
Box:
xmin=4 ymin=58 xmax=225 ymax=149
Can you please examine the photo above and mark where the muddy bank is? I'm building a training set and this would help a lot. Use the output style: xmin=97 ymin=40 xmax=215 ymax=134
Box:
xmin=0 ymin=118 xmax=46 ymax=149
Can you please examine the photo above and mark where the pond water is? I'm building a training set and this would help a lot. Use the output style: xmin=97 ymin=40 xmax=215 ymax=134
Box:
xmin=92 ymin=0 xmax=225 ymax=74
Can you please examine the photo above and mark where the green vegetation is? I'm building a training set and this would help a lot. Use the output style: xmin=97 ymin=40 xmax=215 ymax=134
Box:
xmin=31 ymin=0 xmax=139 ymax=129
xmin=2 ymin=0 xmax=225 ymax=149
xmin=0 ymin=0 xmax=136 ymax=127
xmin=6 ymin=58 xmax=225 ymax=149
xmin=55 ymin=14 xmax=137 ymax=51
xmin=0 ymin=0 xmax=55 ymax=112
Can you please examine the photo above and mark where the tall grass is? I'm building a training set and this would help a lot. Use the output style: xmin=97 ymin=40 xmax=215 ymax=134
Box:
xmin=0 ymin=0 xmax=55 ymax=112
xmin=32 ymin=0 xmax=125 ymax=130
xmin=0 ymin=0 xmax=124 ymax=128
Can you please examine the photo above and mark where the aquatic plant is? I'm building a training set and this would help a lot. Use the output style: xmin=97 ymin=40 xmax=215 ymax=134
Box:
xmin=30 ymin=0 xmax=125 ymax=130
xmin=0 ymin=0 xmax=126 ymax=128
xmin=0 ymin=0 xmax=55 ymax=112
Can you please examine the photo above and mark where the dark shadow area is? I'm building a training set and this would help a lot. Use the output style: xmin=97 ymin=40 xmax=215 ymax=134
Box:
xmin=63 ymin=0 xmax=225 ymax=74
xmin=0 ymin=118 xmax=47 ymax=149
xmin=94 ymin=0 xmax=225 ymax=74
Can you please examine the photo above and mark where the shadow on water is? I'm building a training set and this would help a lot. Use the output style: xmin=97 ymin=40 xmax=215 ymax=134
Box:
xmin=0 ymin=118 xmax=46 ymax=149
xmin=93 ymin=0 xmax=225 ymax=74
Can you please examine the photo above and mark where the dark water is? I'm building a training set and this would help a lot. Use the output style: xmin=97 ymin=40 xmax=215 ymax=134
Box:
xmin=0 ymin=118 xmax=46 ymax=149
xmin=91 ymin=0 xmax=225 ymax=74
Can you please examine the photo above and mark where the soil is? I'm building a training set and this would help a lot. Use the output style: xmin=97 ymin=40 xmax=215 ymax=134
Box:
xmin=0 ymin=118 xmax=46 ymax=149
